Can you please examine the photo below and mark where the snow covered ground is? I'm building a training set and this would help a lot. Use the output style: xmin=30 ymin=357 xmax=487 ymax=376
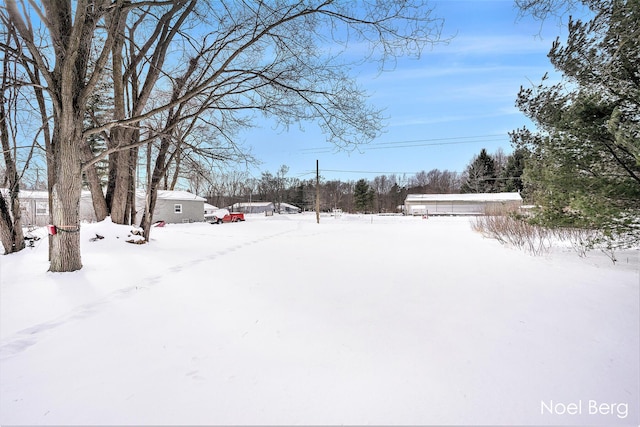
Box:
xmin=1 ymin=213 xmax=638 ymax=425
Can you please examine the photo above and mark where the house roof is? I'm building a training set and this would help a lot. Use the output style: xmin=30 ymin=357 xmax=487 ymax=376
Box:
xmin=156 ymin=190 xmax=206 ymax=202
xmin=280 ymin=202 xmax=301 ymax=210
xmin=5 ymin=189 xmax=93 ymax=199
xmin=135 ymin=190 xmax=206 ymax=202
xmin=405 ymin=192 xmax=522 ymax=203
xmin=234 ymin=201 xmax=273 ymax=207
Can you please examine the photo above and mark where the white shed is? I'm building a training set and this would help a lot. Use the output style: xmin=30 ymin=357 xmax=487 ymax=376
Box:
xmin=9 ymin=190 xmax=96 ymax=226
xmin=231 ymin=201 xmax=274 ymax=214
xmin=405 ymin=192 xmax=522 ymax=215
xmin=278 ymin=202 xmax=302 ymax=213
xmin=13 ymin=190 xmax=49 ymax=227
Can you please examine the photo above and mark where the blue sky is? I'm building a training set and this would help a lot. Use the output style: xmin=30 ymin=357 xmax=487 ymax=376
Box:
xmin=240 ymin=0 xmax=574 ymax=182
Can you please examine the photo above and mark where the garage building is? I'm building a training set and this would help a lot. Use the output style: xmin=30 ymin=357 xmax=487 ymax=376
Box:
xmin=405 ymin=192 xmax=522 ymax=215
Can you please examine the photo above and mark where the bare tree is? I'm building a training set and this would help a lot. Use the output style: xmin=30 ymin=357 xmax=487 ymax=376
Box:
xmin=2 ymin=0 xmax=443 ymax=272
xmin=515 ymin=0 xmax=582 ymax=21
xmin=3 ymin=0 xmax=128 ymax=271
xmin=0 ymin=29 xmax=24 ymax=253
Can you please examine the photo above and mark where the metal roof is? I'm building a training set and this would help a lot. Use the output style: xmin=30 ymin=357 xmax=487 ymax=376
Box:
xmin=154 ymin=190 xmax=206 ymax=202
xmin=405 ymin=192 xmax=522 ymax=203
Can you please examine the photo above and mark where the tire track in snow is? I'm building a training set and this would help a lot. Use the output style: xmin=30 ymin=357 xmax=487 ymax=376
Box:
xmin=0 ymin=227 xmax=296 ymax=361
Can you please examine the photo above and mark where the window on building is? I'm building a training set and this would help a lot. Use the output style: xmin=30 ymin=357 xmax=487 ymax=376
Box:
xmin=174 ymin=204 xmax=183 ymax=214
xmin=36 ymin=201 xmax=49 ymax=215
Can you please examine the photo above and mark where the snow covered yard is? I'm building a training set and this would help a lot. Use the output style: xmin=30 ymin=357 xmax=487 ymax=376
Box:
xmin=0 ymin=214 xmax=638 ymax=425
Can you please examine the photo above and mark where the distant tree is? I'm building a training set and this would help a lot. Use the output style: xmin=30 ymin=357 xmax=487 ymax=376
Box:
xmin=324 ymin=180 xmax=345 ymax=211
xmin=460 ymin=149 xmax=497 ymax=193
xmin=82 ymin=73 xmax=112 ymax=222
xmin=288 ymin=179 xmax=306 ymax=210
xmin=354 ymin=179 xmax=374 ymax=212
xmin=372 ymin=174 xmax=397 ymax=212
xmin=426 ymin=169 xmax=461 ymax=193
xmin=390 ymin=182 xmax=407 ymax=211
xmin=407 ymin=169 xmax=460 ymax=194
xmin=499 ymin=147 xmax=528 ymax=193
xmin=410 ymin=170 xmax=429 ymax=192
xmin=492 ymin=148 xmax=508 ymax=176
xmin=274 ymin=165 xmax=290 ymax=212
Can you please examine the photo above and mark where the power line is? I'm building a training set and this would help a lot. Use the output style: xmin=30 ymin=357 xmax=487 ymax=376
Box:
xmin=299 ymin=133 xmax=509 ymax=154
xmin=320 ymin=169 xmax=428 ymax=175
xmin=362 ymin=133 xmax=507 ymax=147
xmin=366 ymin=138 xmax=506 ymax=151
xmin=296 ymin=168 xmax=523 ymax=180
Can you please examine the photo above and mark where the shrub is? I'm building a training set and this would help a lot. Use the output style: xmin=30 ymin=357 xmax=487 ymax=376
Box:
xmin=472 ymin=209 xmax=552 ymax=256
xmin=472 ymin=206 xmax=628 ymax=263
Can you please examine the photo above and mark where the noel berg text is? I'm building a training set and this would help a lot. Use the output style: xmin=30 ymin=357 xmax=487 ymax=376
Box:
xmin=541 ymin=400 xmax=628 ymax=419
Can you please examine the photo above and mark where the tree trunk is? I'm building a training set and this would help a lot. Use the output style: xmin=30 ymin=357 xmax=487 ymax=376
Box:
xmin=141 ymin=187 xmax=158 ymax=242
xmin=127 ymin=145 xmax=139 ymax=223
xmin=82 ymin=143 xmax=109 ymax=221
xmin=169 ymin=146 xmax=182 ymax=190
xmin=142 ymin=136 xmax=172 ymax=240
xmin=107 ymin=131 xmax=134 ymax=224
xmin=107 ymin=17 xmax=131 ymax=225
xmin=49 ymin=128 xmax=83 ymax=272
xmin=0 ymin=46 xmax=25 ymax=254
xmin=0 ymin=193 xmax=22 ymax=254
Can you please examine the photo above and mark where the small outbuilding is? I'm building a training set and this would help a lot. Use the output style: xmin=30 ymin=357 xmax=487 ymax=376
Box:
xmin=230 ymin=201 xmax=275 ymax=215
xmin=12 ymin=190 xmax=49 ymax=227
xmin=278 ymin=202 xmax=302 ymax=214
xmin=8 ymin=190 xmax=96 ymax=226
xmin=136 ymin=190 xmax=206 ymax=223
xmin=405 ymin=192 xmax=522 ymax=216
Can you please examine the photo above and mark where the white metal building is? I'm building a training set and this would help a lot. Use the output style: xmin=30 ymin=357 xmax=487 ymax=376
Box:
xmin=6 ymin=190 xmax=96 ymax=227
xmin=278 ymin=202 xmax=302 ymax=213
xmin=231 ymin=201 xmax=275 ymax=214
xmin=404 ymin=192 xmax=522 ymax=215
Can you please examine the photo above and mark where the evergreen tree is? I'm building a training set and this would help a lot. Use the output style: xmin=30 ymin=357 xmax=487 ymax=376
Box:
xmin=83 ymin=77 xmax=111 ymax=190
xmin=513 ymin=0 xmax=640 ymax=246
xmin=500 ymin=147 xmax=528 ymax=193
xmin=461 ymin=148 xmax=497 ymax=193
xmin=390 ymin=182 xmax=407 ymax=211
xmin=354 ymin=179 xmax=374 ymax=212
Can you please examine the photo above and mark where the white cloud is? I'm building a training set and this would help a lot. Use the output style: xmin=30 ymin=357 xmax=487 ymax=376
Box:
xmin=433 ymin=34 xmax=553 ymax=56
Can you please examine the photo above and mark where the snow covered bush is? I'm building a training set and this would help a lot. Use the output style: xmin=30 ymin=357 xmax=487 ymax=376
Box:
xmin=472 ymin=207 xmax=552 ymax=255
xmin=472 ymin=206 xmax=634 ymax=263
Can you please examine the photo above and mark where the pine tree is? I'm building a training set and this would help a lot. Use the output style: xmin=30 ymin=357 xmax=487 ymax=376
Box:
xmin=500 ymin=147 xmax=528 ymax=193
xmin=461 ymin=149 xmax=497 ymax=193
xmin=354 ymin=179 xmax=374 ymax=212
xmin=513 ymin=0 xmax=640 ymax=246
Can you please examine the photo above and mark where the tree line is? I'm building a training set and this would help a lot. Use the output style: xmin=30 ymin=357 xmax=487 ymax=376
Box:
xmin=205 ymin=147 xmax=526 ymax=214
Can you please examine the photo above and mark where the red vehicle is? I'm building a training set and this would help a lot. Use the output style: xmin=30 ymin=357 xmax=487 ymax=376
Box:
xmin=206 ymin=209 xmax=245 ymax=224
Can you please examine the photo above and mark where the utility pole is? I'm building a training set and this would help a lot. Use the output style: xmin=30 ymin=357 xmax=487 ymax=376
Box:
xmin=316 ymin=159 xmax=320 ymax=224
